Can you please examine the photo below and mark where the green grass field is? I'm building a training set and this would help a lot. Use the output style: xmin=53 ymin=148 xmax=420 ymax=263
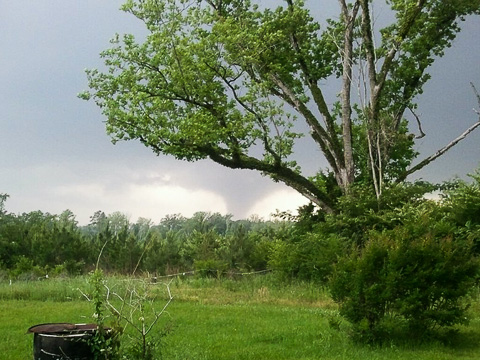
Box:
xmin=1 ymin=276 xmax=480 ymax=359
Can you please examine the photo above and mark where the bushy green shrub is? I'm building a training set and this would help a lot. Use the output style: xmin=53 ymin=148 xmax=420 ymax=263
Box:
xmin=269 ymin=233 xmax=344 ymax=283
xmin=442 ymin=170 xmax=480 ymax=226
xmin=441 ymin=170 xmax=480 ymax=253
xmin=329 ymin=212 xmax=479 ymax=342
xmin=319 ymin=181 xmax=437 ymax=246
xmin=248 ymin=234 xmax=274 ymax=271
xmin=193 ymin=259 xmax=229 ymax=278
xmin=9 ymin=256 xmax=46 ymax=280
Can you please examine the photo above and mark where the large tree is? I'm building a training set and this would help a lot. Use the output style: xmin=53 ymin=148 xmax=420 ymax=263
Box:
xmin=81 ymin=0 xmax=480 ymax=213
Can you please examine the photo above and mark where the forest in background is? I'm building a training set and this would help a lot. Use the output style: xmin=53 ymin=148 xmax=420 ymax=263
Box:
xmin=1 ymin=171 xmax=480 ymax=282
xmin=0 ymin=201 xmax=287 ymax=278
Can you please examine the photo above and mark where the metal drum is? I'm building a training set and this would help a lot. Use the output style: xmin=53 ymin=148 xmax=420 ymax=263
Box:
xmin=28 ymin=323 xmax=100 ymax=360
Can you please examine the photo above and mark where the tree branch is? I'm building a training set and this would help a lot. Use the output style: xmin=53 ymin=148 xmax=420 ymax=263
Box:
xmin=286 ymin=0 xmax=340 ymax=152
xmin=203 ymin=61 xmax=283 ymax=165
xmin=472 ymin=82 xmax=480 ymax=106
xmin=400 ymin=83 xmax=480 ymax=181
xmin=269 ymin=73 xmax=341 ymax=173
xmin=400 ymin=119 xmax=480 ymax=181
xmin=409 ymin=107 xmax=426 ymax=139
xmin=374 ymin=0 xmax=426 ymax=105
xmin=359 ymin=0 xmax=377 ymax=94
xmin=339 ymin=1 xmax=360 ymax=189
xmin=202 ymin=144 xmax=335 ymax=213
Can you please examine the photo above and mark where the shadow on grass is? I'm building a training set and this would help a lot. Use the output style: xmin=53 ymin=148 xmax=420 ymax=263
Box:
xmin=336 ymin=319 xmax=480 ymax=353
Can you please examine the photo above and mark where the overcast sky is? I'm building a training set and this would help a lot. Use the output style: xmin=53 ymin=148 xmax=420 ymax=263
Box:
xmin=1 ymin=1 xmax=479 ymax=225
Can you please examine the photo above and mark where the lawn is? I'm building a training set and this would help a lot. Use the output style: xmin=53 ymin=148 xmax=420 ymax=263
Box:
xmin=1 ymin=276 xmax=480 ymax=359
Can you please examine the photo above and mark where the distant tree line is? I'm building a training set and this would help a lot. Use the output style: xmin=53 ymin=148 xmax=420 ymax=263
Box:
xmin=0 ymin=201 xmax=292 ymax=278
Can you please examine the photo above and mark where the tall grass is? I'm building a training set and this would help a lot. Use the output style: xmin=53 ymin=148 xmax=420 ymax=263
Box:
xmin=167 ymin=274 xmax=335 ymax=307
xmin=0 ymin=277 xmax=88 ymax=301
xmin=0 ymin=274 xmax=333 ymax=305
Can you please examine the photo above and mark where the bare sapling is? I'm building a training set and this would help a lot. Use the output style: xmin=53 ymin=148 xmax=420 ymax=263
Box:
xmin=104 ymin=278 xmax=174 ymax=359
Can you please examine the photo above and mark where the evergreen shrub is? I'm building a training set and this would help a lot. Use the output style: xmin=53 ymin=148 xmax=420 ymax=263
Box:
xmin=329 ymin=212 xmax=480 ymax=342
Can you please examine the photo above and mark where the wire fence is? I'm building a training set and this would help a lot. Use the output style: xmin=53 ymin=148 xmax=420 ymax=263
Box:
xmin=4 ymin=268 xmax=272 ymax=285
xmin=140 ymin=268 xmax=272 ymax=283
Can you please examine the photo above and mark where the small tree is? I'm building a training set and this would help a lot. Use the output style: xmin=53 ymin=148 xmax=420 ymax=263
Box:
xmin=104 ymin=278 xmax=173 ymax=360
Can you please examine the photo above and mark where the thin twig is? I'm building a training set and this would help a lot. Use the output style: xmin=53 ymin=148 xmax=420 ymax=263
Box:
xmin=96 ymin=239 xmax=109 ymax=270
xmin=409 ymin=107 xmax=426 ymax=139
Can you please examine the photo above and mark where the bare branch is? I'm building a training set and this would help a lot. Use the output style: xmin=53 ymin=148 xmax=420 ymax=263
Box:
xmin=104 ymin=277 xmax=174 ymax=343
xmin=400 ymin=119 xmax=480 ymax=181
xmin=146 ymin=279 xmax=174 ymax=334
xmin=472 ymin=82 xmax=480 ymax=106
xmin=409 ymin=107 xmax=426 ymax=139
xmin=269 ymin=73 xmax=341 ymax=172
xmin=105 ymin=284 xmax=143 ymax=334
xmin=359 ymin=0 xmax=377 ymax=94
xmin=77 ymin=287 xmax=91 ymax=302
xmin=367 ymin=131 xmax=381 ymax=199
xmin=96 ymin=239 xmax=109 ymax=270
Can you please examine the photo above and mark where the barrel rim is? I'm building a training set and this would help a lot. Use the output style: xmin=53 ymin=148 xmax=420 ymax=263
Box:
xmin=28 ymin=323 xmax=100 ymax=334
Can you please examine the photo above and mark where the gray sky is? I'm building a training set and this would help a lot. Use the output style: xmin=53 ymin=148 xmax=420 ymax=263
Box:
xmin=1 ymin=1 xmax=479 ymax=224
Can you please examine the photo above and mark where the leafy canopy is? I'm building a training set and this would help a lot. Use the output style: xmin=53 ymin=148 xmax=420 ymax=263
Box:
xmin=81 ymin=0 xmax=480 ymax=213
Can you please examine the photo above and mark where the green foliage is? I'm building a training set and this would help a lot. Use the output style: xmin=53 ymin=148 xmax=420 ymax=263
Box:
xmin=0 ymin=203 xmax=289 ymax=277
xmin=122 ymin=340 xmax=158 ymax=360
xmin=142 ymin=230 xmax=183 ymax=275
xmin=194 ymin=259 xmax=229 ymax=278
xmin=4 ymin=170 xmax=480 ymax=348
xmin=329 ymin=206 xmax=480 ymax=342
xmin=319 ymin=181 xmax=438 ymax=246
xmin=0 ymin=210 xmax=93 ymax=278
xmin=246 ymin=233 xmax=274 ymax=271
xmin=445 ymin=181 xmax=480 ymax=225
xmin=441 ymin=170 xmax=480 ymax=253
xmin=269 ymin=232 xmax=344 ymax=283
xmin=9 ymin=256 xmax=45 ymax=280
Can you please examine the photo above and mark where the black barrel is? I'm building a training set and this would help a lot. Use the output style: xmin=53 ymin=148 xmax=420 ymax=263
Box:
xmin=28 ymin=323 xmax=100 ymax=360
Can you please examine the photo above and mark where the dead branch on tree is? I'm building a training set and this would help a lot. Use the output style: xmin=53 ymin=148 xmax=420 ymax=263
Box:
xmin=399 ymin=83 xmax=480 ymax=182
